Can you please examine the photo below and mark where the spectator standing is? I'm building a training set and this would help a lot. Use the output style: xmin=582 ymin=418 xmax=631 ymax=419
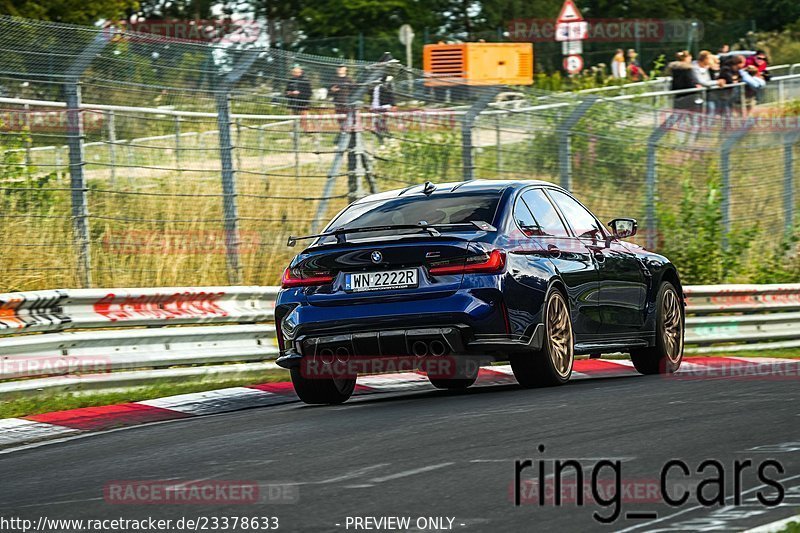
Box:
xmin=329 ymin=64 xmax=355 ymax=128
xmin=746 ymin=50 xmax=770 ymax=78
xmin=692 ymin=50 xmax=725 ymax=113
xmin=718 ymin=54 xmax=745 ymax=116
xmin=708 ymin=53 xmax=724 ymax=114
xmin=740 ymin=65 xmax=766 ymax=112
xmin=611 ymin=49 xmax=626 ymax=79
xmin=709 ymin=53 xmax=721 ymax=80
xmin=626 ymin=49 xmax=649 ymax=81
xmin=746 ymin=50 xmax=770 ymax=103
xmin=371 ymin=75 xmax=396 ymax=143
xmin=285 ymin=64 xmax=312 ymax=115
xmin=668 ymin=50 xmax=699 ymax=111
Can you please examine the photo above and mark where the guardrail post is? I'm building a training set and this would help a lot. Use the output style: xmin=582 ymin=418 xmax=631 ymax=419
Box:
xmin=556 ymin=97 xmax=597 ymax=191
xmin=23 ymin=103 xmax=32 ymax=172
xmin=64 ymin=83 xmax=92 ymax=287
xmin=107 ymin=110 xmax=117 ymax=186
xmin=461 ymin=87 xmax=501 ymax=181
xmin=644 ymin=113 xmax=676 ymax=250
xmin=784 ymin=132 xmax=799 ymax=235
xmin=215 ymin=50 xmax=259 ymax=285
xmin=720 ymin=120 xmax=754 ymax=248
xmin=62 ymin=31 xmax=110 ymax=288
xmin=234 ymin=117 xmax=243 ymax=173
xmin=216 ymin=93 xmax=243 ymax=285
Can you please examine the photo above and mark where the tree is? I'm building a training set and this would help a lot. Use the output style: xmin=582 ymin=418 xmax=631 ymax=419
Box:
xmin=299 ymin=0 xmax=435 ymax=40
xmin=0 ymin=0 xmax=138 ymax=25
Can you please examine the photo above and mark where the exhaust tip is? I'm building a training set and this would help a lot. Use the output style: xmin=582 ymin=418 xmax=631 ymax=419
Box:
xmin=412 ymin=341 xmax=429 ymax=357
xmin=335 ymin=346 xmax=350 ymax=363
xmin=429 ymin=340 xmax=447 ymax=357
xmin=319 ymin=348 xmax=335 ymax=364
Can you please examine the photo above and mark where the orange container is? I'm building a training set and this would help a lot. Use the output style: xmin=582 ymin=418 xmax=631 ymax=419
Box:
xmin=423 ymin=42 xmax=533 ymax=86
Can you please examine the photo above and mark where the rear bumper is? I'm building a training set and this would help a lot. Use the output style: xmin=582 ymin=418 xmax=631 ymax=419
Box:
xmin=275 ymin=323 xmax=543 ymax=369
xmin=275 ymin=287 xmax=543 ymax=369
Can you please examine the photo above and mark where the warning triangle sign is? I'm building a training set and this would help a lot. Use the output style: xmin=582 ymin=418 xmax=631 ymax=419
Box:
xmin=557 ymin=0 xmax=583 ymax=22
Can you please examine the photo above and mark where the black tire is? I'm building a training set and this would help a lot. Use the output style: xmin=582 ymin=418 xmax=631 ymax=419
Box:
xmin=511 ymin=288 xmax=574 ymax=388
xmin=290 ymin=368 xmax=356 ymax=404
xmin=631 ymin=281 xmax=684 ymax=374
xmin=428 ymin=376 xmax=478 ymax=390
xmin=427 ymin=357 xmax=479 ymax=390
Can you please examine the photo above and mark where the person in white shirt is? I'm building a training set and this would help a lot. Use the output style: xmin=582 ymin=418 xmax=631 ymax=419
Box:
xmin=611 ymin=49 xmax=626 ymax=79
xmin=692 ymin=50 xmax=726 ymax=113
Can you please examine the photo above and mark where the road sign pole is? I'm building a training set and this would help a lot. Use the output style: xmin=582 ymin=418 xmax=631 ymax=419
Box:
xmin=556 ymin=0 xmax=586 ymax=75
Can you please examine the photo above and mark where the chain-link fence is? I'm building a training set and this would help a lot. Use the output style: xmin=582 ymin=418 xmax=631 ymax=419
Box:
xmin=1 ymin=16 xmax=799 ymax=291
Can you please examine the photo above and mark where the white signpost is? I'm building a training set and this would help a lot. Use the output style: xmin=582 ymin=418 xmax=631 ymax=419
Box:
xmin=398 ymin=24 xmax=415 ymax=68
xmin=555 ymin=0 xmax=586 ymax=75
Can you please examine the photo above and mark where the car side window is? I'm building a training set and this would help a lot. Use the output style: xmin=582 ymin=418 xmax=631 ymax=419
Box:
xmin=547 ymin=190 xmax=605 ymax=239
xmin=520 ymin=189 xmax=569 ymax=237
xmin=513 ymin=196 xmax=537 ymax=233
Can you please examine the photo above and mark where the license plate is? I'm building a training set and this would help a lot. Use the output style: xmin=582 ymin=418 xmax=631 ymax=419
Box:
xmin=345 ymin=269 xmax=418 ymax=292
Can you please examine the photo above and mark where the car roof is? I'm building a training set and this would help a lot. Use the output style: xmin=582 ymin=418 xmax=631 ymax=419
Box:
xmin=351 ymin=180 xmax=563 ymax=205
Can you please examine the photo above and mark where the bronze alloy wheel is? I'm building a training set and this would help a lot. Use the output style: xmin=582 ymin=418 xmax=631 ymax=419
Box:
xmin=630 ymin=281 xmax=684 ymax=375
xmin=510 ymin=288 xmax=574 ymax=387
xmin=546 ymin=290 xmax=574 ymax=379
xmin=662 ymin=287 xmax=684 ymax=365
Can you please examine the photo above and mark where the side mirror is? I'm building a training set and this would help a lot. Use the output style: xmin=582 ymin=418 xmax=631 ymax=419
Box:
xmin=608 ymin=218 xmax=638 ymax=239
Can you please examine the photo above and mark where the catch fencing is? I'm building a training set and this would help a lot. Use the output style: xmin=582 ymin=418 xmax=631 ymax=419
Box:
xmin=1 ymin=16 xmax=800 ymax=292
xmin=0 ymin=284 xmax=798 ymax=397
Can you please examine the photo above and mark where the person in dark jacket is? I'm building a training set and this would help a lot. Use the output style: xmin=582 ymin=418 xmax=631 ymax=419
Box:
xmin=329 ymin=64 xmax=354 ymax=127
xmin=717 ymin=55 xmax=745 ymax=116
xmin=371 ymin=75 xmax=396 ymax=142
xmin=668 ymin=50 xmax=700 ymax=112
xmin=285 ymin=65 xmax=312 ymax=115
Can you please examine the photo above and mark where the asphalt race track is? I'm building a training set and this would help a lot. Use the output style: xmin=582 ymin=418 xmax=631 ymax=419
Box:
xmin=2 ymin=369 xmax=799 ymax=532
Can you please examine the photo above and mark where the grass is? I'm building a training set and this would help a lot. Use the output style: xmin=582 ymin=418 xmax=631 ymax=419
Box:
xmin=0 ymin=368 xmax=289 ymax=419
xmin=778 ymin=519 xmax=800 ymax=533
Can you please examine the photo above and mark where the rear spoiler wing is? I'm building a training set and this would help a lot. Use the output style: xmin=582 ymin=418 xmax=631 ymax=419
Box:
xmin=287 ymin=220 xmax=496 ymax=247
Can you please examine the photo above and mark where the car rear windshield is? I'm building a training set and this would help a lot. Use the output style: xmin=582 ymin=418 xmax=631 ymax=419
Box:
xmin=320 ymin=191 xmax=501 ymax=242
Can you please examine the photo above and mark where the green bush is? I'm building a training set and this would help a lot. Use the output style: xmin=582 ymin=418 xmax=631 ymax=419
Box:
xmin=657 ymin=175 xmax=798 ymax=285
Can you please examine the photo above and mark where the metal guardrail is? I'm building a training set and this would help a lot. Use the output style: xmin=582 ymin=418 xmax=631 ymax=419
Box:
xmin=0 ymin=284 xmax=798 ymax=397
xmin=0 ymin=286 xmax=278 ymax=333
xmin=684 ymin=284 xmax=800 ymax=353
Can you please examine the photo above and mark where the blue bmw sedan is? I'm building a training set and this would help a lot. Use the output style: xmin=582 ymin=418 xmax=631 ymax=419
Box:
xmin=275 ymin=180 xmax=684 ymax=404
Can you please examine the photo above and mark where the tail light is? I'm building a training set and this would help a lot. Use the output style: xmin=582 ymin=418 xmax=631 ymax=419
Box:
xmin=281 ymin=267 xmax=334 ymax=288
xmin=429 ymin=249 xmax=506 ymax=275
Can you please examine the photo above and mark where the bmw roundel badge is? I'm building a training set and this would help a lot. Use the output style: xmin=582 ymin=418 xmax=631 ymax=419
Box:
xmin=371 ymin=250 xmax=383 ymax=263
